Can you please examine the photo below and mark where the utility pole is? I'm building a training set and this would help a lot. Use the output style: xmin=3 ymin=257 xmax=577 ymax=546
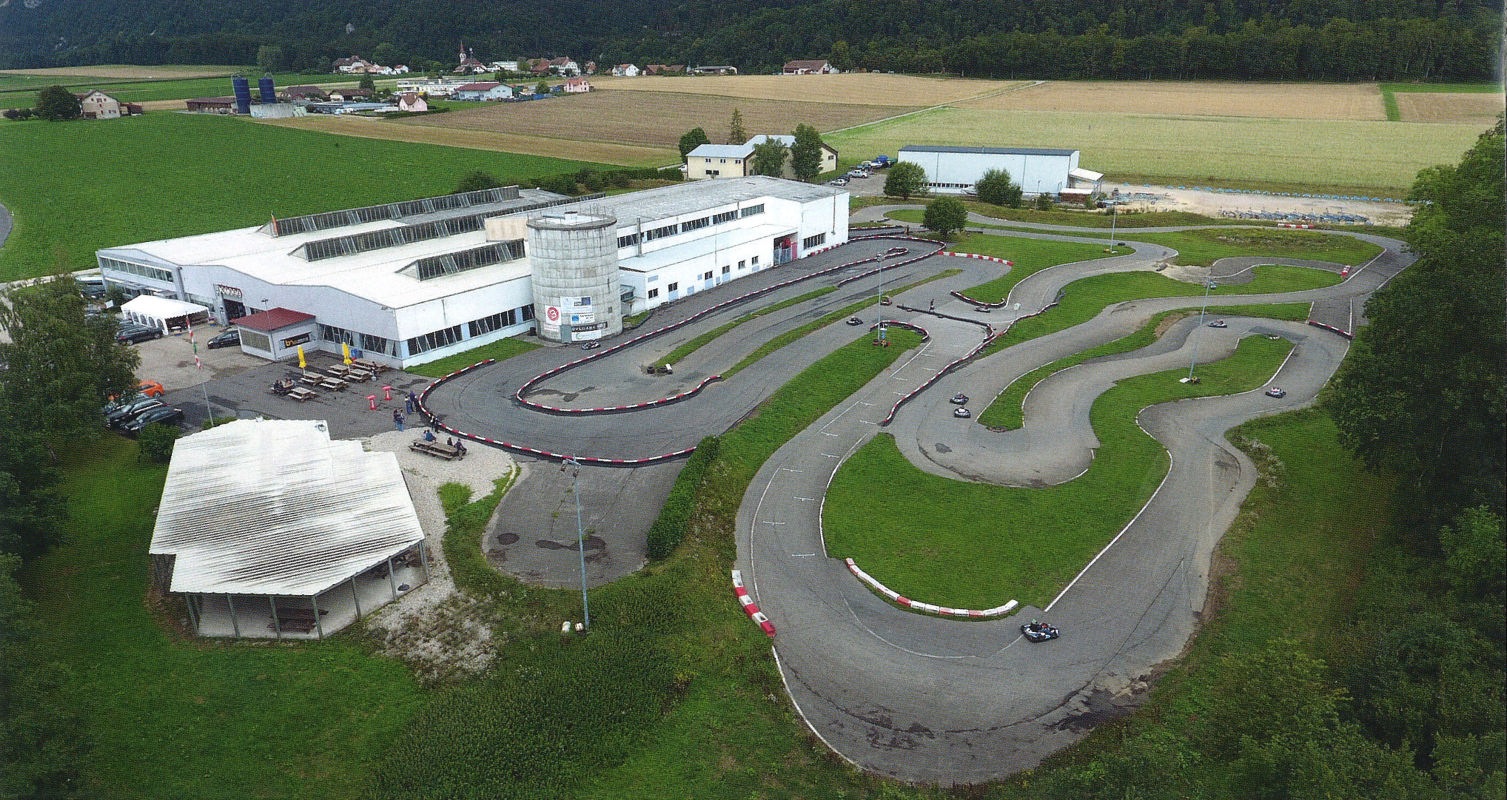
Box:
xmin=1183 ymin=280 xmax=1217 ymax=383
xmin=560 ymin=456 xmax=590 ymax=630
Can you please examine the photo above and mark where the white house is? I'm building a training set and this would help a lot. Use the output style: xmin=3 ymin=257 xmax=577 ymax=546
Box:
xmin=563 ymin=78 xmax=592 ymax=94
xmin=76 ymin=89 xmax=127 ymax=119
xmin=611 ymin=64 xmax=641 ymax=77
xmin=96 ymin=177 xmax=847 ymax=363
xmin=687 ymin=135 xmax=839 ymax=181
xmin=332 ymin=56 xmax=374 ymax=74
xmin=453 ymin=82 xmax=513 ymax=101
xmin=896 ymin=145 xmax=1095 ymax=197
xmin=488 ymin=61 xmax=520 ymax=73
xmin=396 ymin=93 xmax=428 ymax=112
xmin=782 ymin=59 xmax=838 ymax=75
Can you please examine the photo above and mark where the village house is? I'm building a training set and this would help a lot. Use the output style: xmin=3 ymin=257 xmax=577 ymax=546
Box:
xmin=686 ymin=134 xmax=839 ymax=180
xmin=691 ymin=65 xmax=739 ymax=75
xmin=395 ymin=92 xmax=428 ymax=112
xmin=327 ymin=88 xmax=373 ymax=103
xmin=488 ymin=60 xmax=520 ymax=73
xmin=453 ymin=82 xmax=513 ymax=101
xmin=280 ymin=85 xmax=328 ymax=102
xmin=331 ymin=55 xmax=374 ymax=74
xmin=611 ymin=64 xmax=641 ymax=77
xmin=563 ymin=77 xmax=592 ymax=94
xmin=782 ymin=59 xmax=839 ymax=75
xmin=643 ymin=64 xmax=684 ymax=75
xmin=76 ymin=89 xmax=140 ymax=119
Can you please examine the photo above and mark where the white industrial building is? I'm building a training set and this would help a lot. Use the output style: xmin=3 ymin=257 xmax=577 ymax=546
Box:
xmin=897 ymin=145 xmax=1103 ymax=198
xmin=97 ymin=177 xmax=847 ymax=367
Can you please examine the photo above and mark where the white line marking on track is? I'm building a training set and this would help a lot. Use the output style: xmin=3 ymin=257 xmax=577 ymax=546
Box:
xmin=794 ymin=496 xmax=817 ymax=501
xmin=778 ymin=468 xmax=803 ymax=473
xmin=761 ymin=520 xmax=786 ymax=525
xmin=791 ymin=553 xmax=817 ymax=557
xmin=772 ymin=648 xmax=865 ymax=772
xmin=842 ymin=597 xmax=968 ymax=660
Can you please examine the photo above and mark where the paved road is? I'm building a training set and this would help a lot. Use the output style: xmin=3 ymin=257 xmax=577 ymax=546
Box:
xmin=422 ymin=219 xmax=1411 ymax=779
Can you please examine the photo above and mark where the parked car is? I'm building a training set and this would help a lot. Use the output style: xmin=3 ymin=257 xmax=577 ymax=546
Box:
xmin=829 ymin=177 xmax=849 ymax=186
xmin=1207 ymin=319 xmax=1228 ymax=328
xmin=953 ymin=407 xmax=971 ymax=418
xmin=116 ymin=325 xmax=163 ymax=344
xmin=122 ymin=406 xmax=184 ymax=434
xmin=846 ymin=169 xmax=869 ymax=179
xmin=1265 ymin=387 xmax=1287 ymax=398
xmin=137 ymin=380 xmax=165 ymax=397
xmin=76 ymin=276 xmax=107 ymax=298
xmin=206 ymin=328 xmax=241 ymax=349
xmin=103 ymin=392 xmax=145 ymax=413
xmin=105 ymin=398 xmax=164 ymax=428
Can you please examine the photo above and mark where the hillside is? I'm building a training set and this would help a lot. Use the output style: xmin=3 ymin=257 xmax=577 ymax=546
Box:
xmin=0 ymin=0 xmax=1500 ymax=81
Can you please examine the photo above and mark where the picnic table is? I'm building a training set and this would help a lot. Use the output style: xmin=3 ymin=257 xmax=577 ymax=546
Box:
xmin=344 ymin=368 xmax=374 ymax=383
xmin=325 ymin=364 xmax=351 ymax=378
xmin=317 ymin=376 xmax=347 ymax=391
xmin=287 ymin=386 xmax=318 ymax=401
xmin=298 ymin=372 xmax=323 ymax=386
xmin=410 ymin=438 xmax=464 ymax=460
xmin=351 ymin=358 xmax=387 ymax=374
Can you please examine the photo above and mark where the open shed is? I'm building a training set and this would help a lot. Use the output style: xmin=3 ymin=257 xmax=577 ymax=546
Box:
xmin=148 ymin=418 xmax=428 ymax=639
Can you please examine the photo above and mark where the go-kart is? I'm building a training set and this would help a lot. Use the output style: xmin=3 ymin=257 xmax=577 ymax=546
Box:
xmin=1020 ymin=622 xmax=1060 ymax=642
xmin=846 ymin=317 xmax=864 ymax=326
xmin=953 ymin=407 xmax=971 ymax=418
xmin=1207 ymin=319 xmax=1228 ymax=328
xmin=1265 ymin=387 xmax=1286 ymax=398
xmin=950 ymin=393 xmax=968 ymax=405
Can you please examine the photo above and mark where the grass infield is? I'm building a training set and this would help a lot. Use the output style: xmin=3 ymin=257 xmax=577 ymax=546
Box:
xmin=946 ymin=232 xmax=1119 ymax=303
xmin=1122 ymin=227 xmax=1382 ymax=266
xmin=825 ymin=334 xmax=1293 ymax=609
xmin=405 ymin=336 xmax=540 ymax=378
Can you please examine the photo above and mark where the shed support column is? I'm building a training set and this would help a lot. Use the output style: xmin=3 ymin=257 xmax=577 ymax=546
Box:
xmin=227 ymin=594 xmax=241 ymax=638
xmin=350 ymin=576 xmax=362 ymax=618
xmin=386 ymin=557 xmax=398 ymax=601
xmin=186 ymin=593 xmax=200 ymax=634
xmin=418 ymin=544 xmax=430 ymax=584
xmin=269 ymin=596 xmax=281 ymax=639
xmin=311 ymin=593 xmax=324 ymax=640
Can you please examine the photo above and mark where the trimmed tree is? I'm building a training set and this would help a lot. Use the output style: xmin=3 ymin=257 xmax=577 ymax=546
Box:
xmin=677 ymin=127 xmax=711 ymax=162
xmin=750 ymin=139 xmax=788 ymax=177
xmin=883 ymin=161 xmax=927 ymax=199
xmin=33 ymin=85 xmax=80 ymax=121
xmin=923 ymin=197 xmax=968 ymax=237
xmin=975 ymin=168 xmax=1023 ymax=207
xmin=728 ymin=108 xmax=746 ymax=144
xmin=455 ymin=170 xmax=501 ymax=193
xmin=789 ymin=124 xmax=825 ymax=182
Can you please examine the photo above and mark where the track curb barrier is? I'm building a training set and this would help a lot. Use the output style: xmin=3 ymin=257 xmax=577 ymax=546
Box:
xmin=1305 ymin=319 xmax=1354 ymax=339
xmin=845 ymin=558 xmax=1017 ymax=618
xmin=731 ymin=569 xmax=776 ymax=636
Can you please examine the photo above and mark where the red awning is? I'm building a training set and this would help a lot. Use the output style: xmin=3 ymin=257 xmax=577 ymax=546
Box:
xmin=231 ymin=307 xmax=315 ymax=332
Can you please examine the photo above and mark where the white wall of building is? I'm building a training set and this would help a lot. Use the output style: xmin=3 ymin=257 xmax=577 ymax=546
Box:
xmin=899 ymin=149 xmax=1080 ymax=196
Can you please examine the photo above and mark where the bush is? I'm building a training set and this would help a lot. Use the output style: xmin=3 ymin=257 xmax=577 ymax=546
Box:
xmin=136 ymin=423 xmax=180 ymax=462
xmin=2 ymin=108 xmax=36 ymax=121
xmin=923 ymin=197 xmax=968 ymax=237
xmin=539 ymin=174 xmax=578 ymax=195
xmin=200 ymin=416 xmax=236 ymax=430
xmin=1034 ymin=193 xmax=1056 ymax=210
xmin=454 ymin=170 xmax=502 ymax=194
xmin=645 ymin=436 xmax=720 ymax=560
xmin=581 ymin=171 xmax=605 ymax=192
xmin=607 ymin=171 xmax=632 ymax=189
xmin=34 ymin=85 xmax=80 ymax=121
xmin=975 ymin=168 xmax=1023 ymax=207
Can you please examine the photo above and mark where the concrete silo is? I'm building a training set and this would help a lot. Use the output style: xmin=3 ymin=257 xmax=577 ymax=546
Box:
xmin=527 ymin=211 xmax=620 ymax=343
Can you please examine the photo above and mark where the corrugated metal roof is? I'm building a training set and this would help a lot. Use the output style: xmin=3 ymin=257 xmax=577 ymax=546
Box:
xmin=899 ymin=145 xmax=1078 ymax=157
xmin=149 ymin=419 xmax=425 ymax=597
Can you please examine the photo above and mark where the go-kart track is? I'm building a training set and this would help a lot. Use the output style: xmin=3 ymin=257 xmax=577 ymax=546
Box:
xmin=419 ymin=224 xmax=1412 ymax=783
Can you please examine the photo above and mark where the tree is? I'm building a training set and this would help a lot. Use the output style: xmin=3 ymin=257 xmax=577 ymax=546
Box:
xmin=358 ymin=74 xmax=376 ymax=91
xmin=534 ymin=80 xmax=550 ymax=96
xmin=727 ymin=108 xmax=746 ymax=144
xmin=1323 ymin=122 xmax=1505 ymax=520
xmin=923 ymin=197 xmax=968 ymax=237
xmin=256 ymin=44 xmax=286 ymax=73
xmin=137 ymin=423 xmax=181 ymax=463
xmin=975 ymin=168 xmax=1023 ymax=207
xmin=371 ymin=42 xmax=398 ymax=67
xmin=0 ymin=277 xmax=139 ymax=444
xmin=33 ymin=85 xmax=80 ymax=121
xmin=677 ymin=127 xmax=710 ymax=162
xmin=0 ymin=425 xmax=65 ymax=562
xmin=749 ymin=140 xmax=788 ymax=177
xmin=789 ymin=124 xmax=825 ymax=182
xmin=883 ymin=161 xmax=927 ymax=200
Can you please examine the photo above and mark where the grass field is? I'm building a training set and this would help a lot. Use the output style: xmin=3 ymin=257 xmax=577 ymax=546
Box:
xmin=0 ymin=112 xmax=606 ymax=281
xmin=1124 ymin=227 xmax=1382 ymax=266
xmin=0 ymin=64 xmax=243 ymax=80
xmin=955 ymin=80 xmax=1387 ymax=120
xmin=262 ymin=114 xmax=675 ymax=167
xmin=947 ymin=232 xmax=1120 ymax=302
xmin=826 ymin=107 xmax=1483 ymax=195
xmin=406 ymin=336 xmax=541 ymax=378
xmin=1379 ymin=81 xmax=1504 ymax=122
xmin=593 ymin=73 xmax=1026 ymax=106
xmin=978 ymin=303 xmax=1312 ymax=429
xmin=0 ymin=71 xmax=338 ymax=107
xmin=824 ymin=334 xmax=1293 ymax=609
xmin=403 ymin=89 xmax=918 ymax=149
xmin=27 ymin=435 xmax=425 ymax=799
xmin=886 ymin=204 xmax=1253 ymax=229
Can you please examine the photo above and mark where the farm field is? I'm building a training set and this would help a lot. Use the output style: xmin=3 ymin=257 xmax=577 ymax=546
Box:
xmin=1393 ymin=91 xmax=1505 ymax=124
xmin=0 ymin=113 xmax=605 ymax=281
xmin=399 ymin=90 xmax=918 ymax=149
xmin=0 ymin=71 xmax=340 ymax=106
xmin=825 ymin=107 xmax=1483 ymax=195
xmin=592 ymin=73 xmax=1028 ymax=106
xmin=0 ymin=64 xmax=242 ymax=80
xmin=269 ymin=114 xmax=675 ymax=167
xmin=954 ymin=80 xmax=1387 ymax=120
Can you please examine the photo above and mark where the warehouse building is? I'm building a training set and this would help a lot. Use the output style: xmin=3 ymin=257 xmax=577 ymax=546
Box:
xmin=96 ymin=176 xmax=847 ymax=365
xmin=897 ymin=145 xmax=1103 ymax=198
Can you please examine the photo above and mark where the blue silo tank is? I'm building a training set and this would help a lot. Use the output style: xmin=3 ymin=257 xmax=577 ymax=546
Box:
xmin=258 ymin=74 xmax=276 ymax=104
xmin=232 ymin=74 xmax=252 ymax=114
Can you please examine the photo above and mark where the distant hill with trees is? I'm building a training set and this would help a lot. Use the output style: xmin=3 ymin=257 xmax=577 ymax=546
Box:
xmin=0 ymin=0 xmax=1500 ymax=81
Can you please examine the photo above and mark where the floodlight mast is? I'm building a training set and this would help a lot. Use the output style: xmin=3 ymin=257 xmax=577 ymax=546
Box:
xmin=1186 ymin=280 xmax=1217 ymax=382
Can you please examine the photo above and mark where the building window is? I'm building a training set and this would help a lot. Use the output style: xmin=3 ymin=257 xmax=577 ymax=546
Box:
xmin=468 ymin=308 xmax=518 ymax=337
xmin=405 ymin=324 xmax=463 ymax=356
xmin=646 ymin=223 xmax=678 ymax=241
xmin=681 ymin=216 xmax=710 ymax=233
xmin=617 ymin=232 xmax=641 ymax=248
xmin=721 ymin=265 xmax=730 ymax=274
xmin=98 ymin=256 xmax=173 ymax=284
xmin=520 ymin=305 xmax=534 ymax=321
xmin=803 ymin=233 xmax=826 ymax=249
xmin=647 ymin=288 xmax=659 ymax=299
xmin=751 ymin=256 xmax=760 ymax=266
xmin=738 ymin=260 xmax=746 ymax=270
xmin=712 ymin=210 xmax=737 ymax=225
xmin=667 ymin=282 xmax=678 ymax=292
xmin=740 ymin=204 xmax=764 ymax=218
xmin=320 ymin=323 xmax=356 ymax=345
xmin=701 ymin=271 xmax=712 ymax=280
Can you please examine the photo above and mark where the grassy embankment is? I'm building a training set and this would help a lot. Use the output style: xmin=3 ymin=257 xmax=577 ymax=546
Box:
xmin=825 ymin=334 xmax=1293 ymax=609
xmin=405 ymin=337 xmax=541 ymax=378
xmin=882 ymin=203 xmax=1254 ymax=229
xmin=978 ymin=303 xmax=1311 ymax=429
xmin=0 ymin=112 xmax=607 ymax=282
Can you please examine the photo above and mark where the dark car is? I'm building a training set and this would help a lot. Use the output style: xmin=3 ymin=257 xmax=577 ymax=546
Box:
xmin=105 ymin=398 xmax=164 ymax=428
xmin=206 ymin=329 xmax=241 ymax=349
xmin=116 ymin=325 xmax=163 ymax=344
xmin=122 ymin=406 xmax=184 ymax=434
xmin=950 ymin=393 xmax=968 ymax=405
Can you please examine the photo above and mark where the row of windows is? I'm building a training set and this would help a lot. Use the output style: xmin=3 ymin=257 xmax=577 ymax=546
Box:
xmin=927 ymin=182 xmax=973 ymax=189
xmin=406 ymin=325 xmax=463 ymax=356
xmin=100 ymin=257 xmax=173 ymax=284
xmin=620 ymin=204 xmax=766 ymax=249
xmin=642 ymin=255 xmax=760 ymax=303
xmin=802 ymin=233 xmax=827 ymax=249
xmin=468 ymin=304 xmax=534 ymax=337
xmin=320 ymin=324 xmax=398 ymax=358
xmin=406 ymin=240 xmax=524 ymax=281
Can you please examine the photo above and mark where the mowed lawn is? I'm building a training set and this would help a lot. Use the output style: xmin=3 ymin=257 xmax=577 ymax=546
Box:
xmin=824 ymin=335 xmax=1294 ymax=609
xmin=946 ymin=232 xmax=1119 ymax=302
xmin=26 ymin=436 xmax=425 ymax=799
xmin=0 ymin=113 xmax=607 ymax=281
xmin=827 ymin=106 xmax=1483 ymax=194
xmin=1126 ymin=227 xmax=1382 ymax=266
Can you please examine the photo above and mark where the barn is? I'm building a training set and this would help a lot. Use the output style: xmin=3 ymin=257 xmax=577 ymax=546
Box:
xmin=148 ymin=418 xmax=428 ymax=639
xmin=897 ymin=145 xmax=1102 ymax=198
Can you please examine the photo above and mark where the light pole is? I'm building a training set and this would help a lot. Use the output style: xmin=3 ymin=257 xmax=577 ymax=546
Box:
xmin=874 ymin=271 xmax=886 ymax=344
xmin=1107 ymin=201 xmax=1118 ymax=252
xmin=1184 ymin=280 xmax=1217 ymax=383
xmin=560 ymin=456 xmax=590 ymax=630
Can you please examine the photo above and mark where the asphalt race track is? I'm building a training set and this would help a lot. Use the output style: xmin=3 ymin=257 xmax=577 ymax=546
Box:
xmin=423 ymin=222 xmax=1412 ymax=781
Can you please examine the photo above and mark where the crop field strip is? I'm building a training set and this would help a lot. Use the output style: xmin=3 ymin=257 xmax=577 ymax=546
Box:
xmin=591 ymin=73 xmax=1030 ymax=106
xmin=0 ymin=64 xmax=243 ymax=79
xmin=1392 ymin=91 xmax=1505 ymax=124
xmin=398 ymin=89 xmax=920 ymax=149
xmin=953 ymin=80 xmax=1388 ymax=120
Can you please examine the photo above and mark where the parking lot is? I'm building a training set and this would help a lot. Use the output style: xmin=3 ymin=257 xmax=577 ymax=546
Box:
xmin=128 ymin=322 xmax=265 ymax=392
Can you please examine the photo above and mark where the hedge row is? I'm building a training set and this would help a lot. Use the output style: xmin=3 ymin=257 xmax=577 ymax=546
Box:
xmin=645 ymin=435 xmax=721 ymax=560
xmin=524 ymin=165 xmax=683 ymax=197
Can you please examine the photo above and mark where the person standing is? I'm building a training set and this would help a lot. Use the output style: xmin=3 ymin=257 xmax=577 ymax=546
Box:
xmin=406 ymin=391 xmax=418 ymax=414
xmin=393 ymin=409 xmax=405 ymax=431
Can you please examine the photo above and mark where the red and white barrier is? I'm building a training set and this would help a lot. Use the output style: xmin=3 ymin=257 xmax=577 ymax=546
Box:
xmin=731 ymin=569 xmax=776 ymax=637
xmin=943 ymin=251 xmax=1013 ymax=266
xmin=1279 ymin=223 xmax=1316 ymax=229
xmin=1305 ymin=319 xmax=1354 ymax=339
xmin=845 ymin=558 xmax=1017 ymax=618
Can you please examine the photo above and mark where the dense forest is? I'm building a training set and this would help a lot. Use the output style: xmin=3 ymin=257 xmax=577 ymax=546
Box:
xmin=0 ymin=0 xmax=1500 ymax=80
